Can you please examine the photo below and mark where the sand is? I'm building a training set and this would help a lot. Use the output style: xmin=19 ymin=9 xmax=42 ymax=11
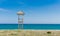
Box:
xmin=0 ymin=29 xmax=60 ymax=36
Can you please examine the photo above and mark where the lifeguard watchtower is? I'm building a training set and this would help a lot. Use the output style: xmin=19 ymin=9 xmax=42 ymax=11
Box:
xmin=17 ymin=11 xmax=24 ymax=29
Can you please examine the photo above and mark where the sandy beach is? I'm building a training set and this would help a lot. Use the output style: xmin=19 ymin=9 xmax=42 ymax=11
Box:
xmin=0 ymin=30 xmax=60 ymax=36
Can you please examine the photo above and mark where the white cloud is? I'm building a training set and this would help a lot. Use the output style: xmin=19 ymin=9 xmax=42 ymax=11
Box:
xmin=0 ymin=8 xmax=13 ymax=13
xmin=0 ymin=8 xmax=8 ymax=12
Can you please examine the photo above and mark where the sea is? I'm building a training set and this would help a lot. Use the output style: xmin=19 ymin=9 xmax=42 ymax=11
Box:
xmin=0 ymin=24 xmax=60 ymax=30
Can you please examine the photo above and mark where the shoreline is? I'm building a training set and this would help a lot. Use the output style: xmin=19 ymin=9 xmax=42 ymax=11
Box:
xmin=0 ymin=29 xmax=60 ymax=31
xmin=0 ymin=29 xmax=60 ymax=36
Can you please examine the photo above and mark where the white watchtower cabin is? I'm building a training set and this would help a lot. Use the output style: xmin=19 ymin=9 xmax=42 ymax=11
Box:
xmin=17 ymin=11 xmax=24 ymax=29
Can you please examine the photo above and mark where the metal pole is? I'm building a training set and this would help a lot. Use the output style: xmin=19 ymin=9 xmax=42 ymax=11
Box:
xmin=22 ymin=15 xmax=24 ymax=36
xmin=22 ymin=15 xmax=24 ymax=30
xmin=18 ymin=15 xmax=20 ymax=30
xmin=18 ymin=15 xmax=20 ymax=36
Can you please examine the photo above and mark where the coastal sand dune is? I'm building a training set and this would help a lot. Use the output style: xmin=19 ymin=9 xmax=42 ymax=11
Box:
xmin=0 ymin=30 xmax=60 ymax=36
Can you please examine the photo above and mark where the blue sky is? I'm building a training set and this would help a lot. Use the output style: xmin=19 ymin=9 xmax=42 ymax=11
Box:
xmin=0 ymin=0 xmax=60 ymax=24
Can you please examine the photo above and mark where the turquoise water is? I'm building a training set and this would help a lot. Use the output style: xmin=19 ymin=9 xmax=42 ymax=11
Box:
xmin=0 ymin=24 xmax=60 ymax=30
